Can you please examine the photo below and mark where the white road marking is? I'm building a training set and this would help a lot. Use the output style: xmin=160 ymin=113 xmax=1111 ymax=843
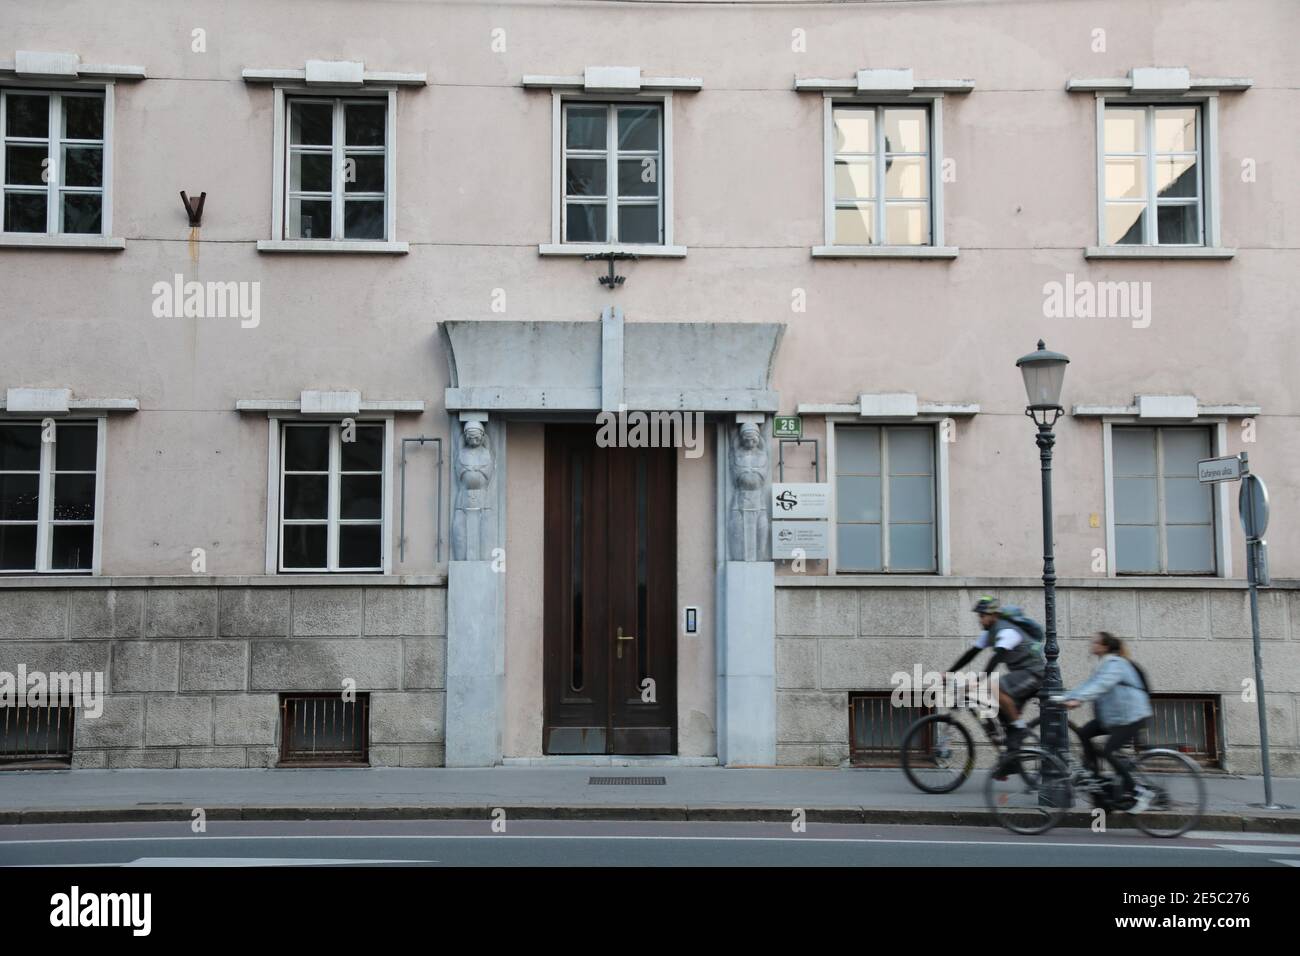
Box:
xmin=1214 ymin=844 xmax=1300 ymax=855
xmin=123 ymin=857 xmax=421 ymax=867
xmin=1186 ymin=831 xmax=1300 ymax=843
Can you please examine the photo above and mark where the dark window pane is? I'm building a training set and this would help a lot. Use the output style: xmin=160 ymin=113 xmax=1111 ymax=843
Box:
xmin=344 ymin=153 xmax=384 ymax=192
xmin=290 ymin=102 xmax=332 ymax=145
xmin=618 ymin=158 xmax=657 ymax=197
xmin=566 ymin=106 xmax=606 ymax=150
xmin=338 ymin=524 xmax=381 ymax=569
xmin=50 ymin=524 xmax=93 ymax=570
xmin=54 ymin=424 xmax=97 ymax=471
xmin=4 ymin=192 xmax=47 ymax=232
xmin=283 ymin=475 xmax=328 ymax=519
xmin=5 ymin=145 xmax=48 ymax=185
xmin=289 ymin=198 xmax=331 ymax=239
xmin=566 ymin=158 xmax=606 ymax=197
xmin=1157 ymin=157 xmax=1197 ymax=198
xmin=343 ymin=200 xmax=384 ymax=239
xmin=283 ymin=426 xmax=329 ymax=471
xmin=0 ymin=524 xmax=37 ymax=571
xmin=617 ymin=107 xmax=659 ymax=151
xmin=341 ymin=425 xmax=383 ymax=471
xmin=62 ymin=96 xmax=104 ymax=140
xmin=345 ymin=103 xmax=385 ymax=146
xmin=566 ymin=203 xmax=605 ymax=242
xmin=290 ymin=151 xmax=333 ymax=193
xmin=340 ymin=475 xmax=381 ymax=519
xmin=0 ymin=425 xmax=41 ymax=470
xmin=0 ymin=474 xmax=40 ymax=520
xmin=62 ymin=146 xmax=102 ymax=187
xmin=1157 ymin=204 xmax=1199 ymax=244
xmin=617 ymin=204 xmax=659 ymax=243
xmin=53 ymin=474 xmax=95 ymax=520
xmin=5 ymin=93 xmax=49 ymax=138
xmin=282 ymin=524 xmax=327 ymax=569
xmin=1105 ymin=203 xmax=1145 ymax=245
xmin=61 ymin=193 xmax=102 ymax=234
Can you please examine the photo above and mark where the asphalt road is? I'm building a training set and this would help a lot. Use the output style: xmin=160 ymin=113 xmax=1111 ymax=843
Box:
xmin=2 ymin=819 xmax=1299 ymax=867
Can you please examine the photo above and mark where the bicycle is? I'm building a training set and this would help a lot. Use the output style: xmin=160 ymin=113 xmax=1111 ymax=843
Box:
xmin=900 ymin=696 xmax=1042 ymax=793
xmin=985 ymin=699 xmax=1207 ymax=838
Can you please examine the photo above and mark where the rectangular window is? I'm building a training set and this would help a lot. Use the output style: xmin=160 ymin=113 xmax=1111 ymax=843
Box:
xmin=1113 ymin=426 xmax=1215 ymax=574
xmin=1103 ymin=104 xmax=1202 ymax=246
xmin=1 ymin=89 xmax=106 ymax=235
xmin=849 ymin=691 xmax=931 ymax=767
xmin=562 ymin=102 xmax=663 ymax=244
xmin=1141 ymin=694 xmax=1222 ymax=768
xmin=279 ymin=421 xmax=384 ymax=572
xmin=836 ymin=425 xmax=936 ymax=572
xmin=0 ymin=704 xmax=75 ymax=767
xmin=284 ymin=97 xmax=387 ymax=241
xmin=0 ymin=420 xmax=99 ymax=573
xmin=831 ymin=105 xmax=931 ymax=246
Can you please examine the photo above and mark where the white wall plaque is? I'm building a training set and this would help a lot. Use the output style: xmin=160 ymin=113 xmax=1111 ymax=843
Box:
xmin=772 ymin=521 xmax=829 ymax=560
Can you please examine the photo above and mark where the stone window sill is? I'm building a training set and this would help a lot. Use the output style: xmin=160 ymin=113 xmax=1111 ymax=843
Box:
xmin=811 ymin=245 xmax=959 ymax=259
xmin=0 ymin=234 xmax=126 ymax=250
xmin=257 ymin=239 xmax=409 ymax=254
xmin=538 ymin=243 xmax=687 ymax=258
xmin=1084 ymin=246 xmax=1235 ymax=260
xmin=0 ymin=573 xmax=445 ymax=588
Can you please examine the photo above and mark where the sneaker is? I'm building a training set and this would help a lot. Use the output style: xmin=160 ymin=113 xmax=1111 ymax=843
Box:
xmin=1130 ymin=785 xmax=1156 ymax=814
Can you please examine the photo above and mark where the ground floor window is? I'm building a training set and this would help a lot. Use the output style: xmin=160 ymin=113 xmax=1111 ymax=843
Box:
xmin=0 ymin=419 xmax=100 ymax=573
xmin=835 ymin=425 xmax=937 ymax=572
xmin=278 ymin=692 xmax=370 ymax=765
xmin=1112 ymin=426 xmax=1215 ymax=574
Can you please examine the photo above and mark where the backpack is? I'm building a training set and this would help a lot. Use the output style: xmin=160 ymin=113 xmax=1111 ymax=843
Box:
xmin=1127 ymin=659 xmax=1151 ymax=694
xmin=997 ymin=606 xmax=1046 ymax=662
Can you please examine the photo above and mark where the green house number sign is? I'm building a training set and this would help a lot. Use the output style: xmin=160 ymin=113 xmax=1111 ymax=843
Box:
xmin=773 ymin=416 xmax=802 ymax=439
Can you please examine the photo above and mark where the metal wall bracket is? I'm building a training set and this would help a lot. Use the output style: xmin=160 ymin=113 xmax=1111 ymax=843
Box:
xmin=777 ymin=438 xmax=820 ymax=482
xmin=399 ymin=436 xmax=443 ymax=563
xmin=584 ymin=251 xmax=637 ymax=288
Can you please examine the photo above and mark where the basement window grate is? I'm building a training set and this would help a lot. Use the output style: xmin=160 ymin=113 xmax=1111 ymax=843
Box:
xmin=0 ymin=705 xmax=75 ymax=768
xmin=588 ymin=776 xmax=667 ymax=786
xmin=279 ymin=693 xmax=370 ymax=766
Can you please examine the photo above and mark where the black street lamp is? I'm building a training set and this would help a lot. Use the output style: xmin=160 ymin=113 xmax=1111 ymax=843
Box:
xmin=1016 ymin=340 xmax=1070 ymax=773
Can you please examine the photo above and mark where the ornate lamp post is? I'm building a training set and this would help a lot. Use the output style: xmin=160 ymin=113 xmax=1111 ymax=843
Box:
xmin=1016 ymin=340 xmax=1070 ymax=770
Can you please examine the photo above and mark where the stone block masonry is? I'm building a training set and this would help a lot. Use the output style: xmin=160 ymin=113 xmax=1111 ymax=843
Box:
xmin=0 ymin=583 xmax=446 ymax=768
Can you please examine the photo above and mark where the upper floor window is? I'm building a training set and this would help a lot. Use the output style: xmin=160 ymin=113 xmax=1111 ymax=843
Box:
xmin=0 ymin=420 xmax=100 ymax=573
xmin=1 ymin=90 xmax=106 ymax=236
xmin=835 ymin=425 xmax=937 ymax=572
xmin=830 ymin=105 xmax=931 ymax=246
xmin=1112 ymin=426 xmax=1215 ymax=574
xmin=282 ymin=96 xmax=390 ymax=242
xmin=279 ymin=421 xmax=386 ymax=572
xmin=1103 ymin=105 xmax=1202 ymax=246
xmin=563 ymin=102 xmax=663 ymax=245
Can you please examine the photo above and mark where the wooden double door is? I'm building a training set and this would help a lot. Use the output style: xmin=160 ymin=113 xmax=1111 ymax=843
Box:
xmin=543 ymin=425 xmax=677 ymax=754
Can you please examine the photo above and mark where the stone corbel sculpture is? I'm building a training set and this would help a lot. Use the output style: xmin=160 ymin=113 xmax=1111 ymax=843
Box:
xmin=727 ymin=419 xmax=770 ymax=561
xmin=451 ymin=418 xmax=495 ymax=561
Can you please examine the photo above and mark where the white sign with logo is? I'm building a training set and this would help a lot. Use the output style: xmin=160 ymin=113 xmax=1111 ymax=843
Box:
xmin=771 ymin=483 xmax=830 ymax=519
xmin=772 ymin=520 xmax=829 ymax=560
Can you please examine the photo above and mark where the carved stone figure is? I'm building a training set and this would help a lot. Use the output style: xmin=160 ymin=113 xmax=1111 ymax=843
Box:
xmin=451 ymin=419 xmax=495 ymax=561
xmin=727 ymin=421 xmax=770 ymax=561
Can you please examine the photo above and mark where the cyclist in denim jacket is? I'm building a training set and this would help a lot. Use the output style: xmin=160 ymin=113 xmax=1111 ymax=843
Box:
xmin=1062 ymin=632 xmax=1156 ymax=812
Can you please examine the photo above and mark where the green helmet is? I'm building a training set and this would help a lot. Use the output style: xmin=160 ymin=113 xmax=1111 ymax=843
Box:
xmin=972 ymin=595 xmax=1001 ymax=615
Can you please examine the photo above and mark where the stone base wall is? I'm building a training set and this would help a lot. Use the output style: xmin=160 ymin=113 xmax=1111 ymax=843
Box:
xmin=0 ymin=584 xmax=446 ymax=768
xmin=776 ymin=582 xmax=1300 ymax=775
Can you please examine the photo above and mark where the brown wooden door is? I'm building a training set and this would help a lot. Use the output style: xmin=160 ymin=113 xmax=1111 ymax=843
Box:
xmin=543 ymin=425 xmax=677 ymax=754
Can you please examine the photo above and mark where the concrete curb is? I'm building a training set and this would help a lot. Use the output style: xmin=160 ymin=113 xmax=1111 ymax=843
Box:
xmin=2 ymin=804 xmax=1298 ymax=832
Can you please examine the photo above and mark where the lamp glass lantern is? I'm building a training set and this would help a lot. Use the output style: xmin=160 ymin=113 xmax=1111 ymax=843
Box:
xmin=1016 ymin=340 xmax=1070 ymax=412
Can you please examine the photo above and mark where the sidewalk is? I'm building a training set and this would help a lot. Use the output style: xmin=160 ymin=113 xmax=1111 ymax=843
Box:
xmin=2 ymin=766 xmax=1298 ymax=831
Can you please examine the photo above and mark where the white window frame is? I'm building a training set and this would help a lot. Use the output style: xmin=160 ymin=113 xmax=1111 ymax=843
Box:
xmin=0 ymin=82 xmax=117 ymax=246
xmin=542 ymin=90 xmax=684 ymax=257
xmin=1101 ymin=419 xmax=1229 ymax=578
xmin=815 ymin=93 xmax=955 ymax=258
xmin=827 ymin=417 xmax=950 ymax=575
xmin=0 ymin=416 xmax=105 ymax=575
xmin=265 ymin=415 xmax=394 ymax=574
xmin=1093 ymin=93 xmax=1223 ymax=252
xmin=262 ymin=85 xmax=405 ymax=253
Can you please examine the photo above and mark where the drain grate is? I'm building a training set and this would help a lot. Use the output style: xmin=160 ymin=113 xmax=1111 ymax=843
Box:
xmin=588 ymin=776 xmax=667 ymax=786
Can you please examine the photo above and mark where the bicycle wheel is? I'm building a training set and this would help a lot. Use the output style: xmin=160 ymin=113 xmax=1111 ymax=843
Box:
xmin=985 ymin=747 xmax=1073 ymax=835
xmin=901 ymin=714 xmax=975 ymax=793
xmin=1129 ymin=749 xmax=1206 ymax=838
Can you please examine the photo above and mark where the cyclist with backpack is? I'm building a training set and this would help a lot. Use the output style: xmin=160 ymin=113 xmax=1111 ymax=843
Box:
xmin=947 ymin=596 xmax=1045 ymax=751
xmin=1061 ymin=631 xmax=1156 ymax=812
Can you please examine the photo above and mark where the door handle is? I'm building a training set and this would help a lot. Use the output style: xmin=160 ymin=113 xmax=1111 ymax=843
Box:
xmin=616 ymin=626 xmax=636 ymax=660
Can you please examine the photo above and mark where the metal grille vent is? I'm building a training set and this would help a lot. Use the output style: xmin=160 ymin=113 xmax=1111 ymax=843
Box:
xmin=588 ymin=776 xmax=667 ymax=786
